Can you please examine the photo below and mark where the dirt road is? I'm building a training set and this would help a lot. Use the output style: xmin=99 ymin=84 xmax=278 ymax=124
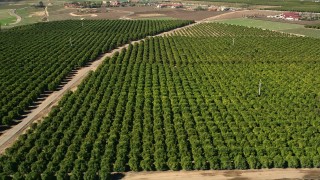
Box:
xmin=45 ymin=6 xmax=49 ymax=17
xmin=121 ymin=169 xmax=320 ymax=180
xmin=0 ymin=22 xmax=198 ymax=154
xmin=106 ymin=8 xmax=134 ymax=20
xmin=9 ymin=9 xmax=21 ymax=25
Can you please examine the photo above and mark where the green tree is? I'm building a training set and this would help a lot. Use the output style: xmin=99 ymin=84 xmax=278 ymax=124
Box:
xmin=234 ymin=155 xmax=248 ymax=169
xmin=313 ymin=155 xmax=320 ymax=168
xmin=286 ymin=155 xmax=300 ymax=168
xmin=300 ymin=156 xmax=313 ymax=168
xmin=273 ymin=155 xmax=286 ymax=168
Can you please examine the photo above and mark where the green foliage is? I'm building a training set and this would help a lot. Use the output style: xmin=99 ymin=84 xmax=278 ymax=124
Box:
xmin=1 ymin=23 xmax=320 ymax=176
xmin=305 ymin=24 xmax=320 ymax=29
xmin=0 ymin=19 xmax=192 ymax=125
xmin=234 ymin=155 xmax=248 ymax=169
xmin=286 ymin=155 xmax=299 ymax=168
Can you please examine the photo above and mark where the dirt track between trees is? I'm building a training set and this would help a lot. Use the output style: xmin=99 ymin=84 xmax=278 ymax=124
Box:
xmin=0 ymin=21 xmax=198 ymax=154
xmin=121 ymin=168 xmax=320 ymax=180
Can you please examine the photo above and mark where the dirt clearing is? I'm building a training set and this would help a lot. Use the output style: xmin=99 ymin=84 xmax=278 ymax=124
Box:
xmin=121 ymin=169 xmax=320 ymax=180
xmin=28 ymin=11 xmax=45 ymax=17
xmin=205 ymin=10 xmax=282 ymax=21
xmin=138 ymin=13 xmax=165 ymax=17
xmin=131 ymin=9 xmax=226 ymax=21
xmin=69 ymin=12 xmax=97 ymax=17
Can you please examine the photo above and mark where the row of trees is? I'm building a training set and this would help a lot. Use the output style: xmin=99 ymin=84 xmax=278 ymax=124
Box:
xmin=0 ymin=19 xmax=192 ymax=125
xmin=305 ymin=24 xmax=320 ymax=29
xmin=173 ymin=23 xmax=293 ymax=37
xmin=1 ymin=23 xmax=320 ymax=178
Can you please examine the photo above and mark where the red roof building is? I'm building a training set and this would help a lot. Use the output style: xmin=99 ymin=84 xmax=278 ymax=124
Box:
xmin=283 ymin=12 xmax=300 ymax=20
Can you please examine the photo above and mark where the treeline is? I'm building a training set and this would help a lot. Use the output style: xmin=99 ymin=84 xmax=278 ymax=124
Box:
xmin=173 ymin=23 xmax=292 ymax=37
xmin=1 ymin=23 xmax=320 ymax=178
xmin=194 ymin=0 xmax=320 ymax=13
xmin=0 ymin=19 xmax=192 ymax=125
xmin=305 ymin=24 xmax=320 ymax=29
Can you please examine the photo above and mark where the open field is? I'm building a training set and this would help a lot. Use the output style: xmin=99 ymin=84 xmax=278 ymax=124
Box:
xmin=0 ymin=2 xmax=226 ymax=27
xmin=283 ymin=28 xmax=320 ymax=38
xmin=215 ymin=18 xmax=320 ymax=38
xmin=189 ymin=0 xmax=320 ymax=12
xmin=204 ymin=10 xmax=282 ymax=21
xmin=0 ymin=9 xmax=16 ymax=25
xmin=215 ymin=18 xmax=303 ymax=30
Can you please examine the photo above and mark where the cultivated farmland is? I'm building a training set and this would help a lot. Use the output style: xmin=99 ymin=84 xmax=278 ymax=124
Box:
xmin=1 ymin=23 xmax=320 ymax=179
xmin=0 ymin=19 xmax=192 ymax=126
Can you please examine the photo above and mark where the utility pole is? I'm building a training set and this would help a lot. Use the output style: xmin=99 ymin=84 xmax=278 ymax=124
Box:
xmin=70 ymin=37 xmax=73 ymax=47
xmin=258 ymin=79 xmax=262 ymax=96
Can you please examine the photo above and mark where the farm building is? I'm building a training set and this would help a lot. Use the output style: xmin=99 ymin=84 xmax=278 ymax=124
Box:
xmin=283 ymin=12 xmax=300 ymax=21
xmin=110 ymin=0 xmax=121 ymax=6
xmin=156 ymin=3 xmax=183 ymax=8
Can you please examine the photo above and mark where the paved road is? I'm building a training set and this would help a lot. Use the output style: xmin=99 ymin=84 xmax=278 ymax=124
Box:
xmin=0 ymin=21 xmax=199 ymax=154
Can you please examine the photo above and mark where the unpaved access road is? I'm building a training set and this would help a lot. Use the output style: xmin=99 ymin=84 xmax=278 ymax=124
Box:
xmin=9 ymin=9 xmax=21 ymax=25
xmin=121 ymin=168 xmax=320 ymax=180
xmin=0 ymin=21 xmax=199 ymax=154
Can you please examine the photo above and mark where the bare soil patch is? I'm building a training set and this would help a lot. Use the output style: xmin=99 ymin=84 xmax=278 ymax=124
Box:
xmin=206 ymin=10 xmax=282 ymax=21
xmin=121 ymin=169 xmax=320 ymax=180
xmin=69 ymin=12 xmax=97 ymax=17
xmin=8 ymin=9 xmax=21 ymax=25
xmin=28 ymin=11 xmax=45 ymax=17
xmin=109 ymin=6 xmax=157 ymax=13
xmin=130 ymin=9 xmax=226 ymax=21
xmin=138 ymin=13 xmax=165 ymax=17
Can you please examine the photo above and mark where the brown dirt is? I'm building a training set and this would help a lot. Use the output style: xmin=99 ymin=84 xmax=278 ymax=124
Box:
xmin=69 ymin=12 xmax=98 ymax=17
xmin=205 ymin=10 xmax=282 ymax=21
xmin=45 ymin=6 xmax=228 ymax=21
xmin=131 ymin=9 xmax=226 ymax=21
xmin=138 ymin=13 xmax=165 ymax=17
xmin=8 ymin=9 xmax=21 ymax=25
xmin=120 ymin=169 xmax=320 ymax=180
xmin=109 ymin=6 xmax=156 ymax=13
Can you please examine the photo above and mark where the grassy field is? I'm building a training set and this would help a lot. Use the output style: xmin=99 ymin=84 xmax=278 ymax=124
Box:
xmin=283 ymin=28 xmax=320 ymax=38
xmin=216 ymin=18 xmax=320 ymax=38
xmin=0 ymin=9 xmax=16 ymax=26
xmin=191 ymin=0 xmax=320 ymax=13
xmin=15 ymin=7 xmax=44 ymax=26
xmin=216 ymin=18 xmax=304 ymax=30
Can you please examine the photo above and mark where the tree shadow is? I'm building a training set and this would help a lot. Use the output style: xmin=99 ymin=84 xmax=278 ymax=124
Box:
xmin=111 ymin=173 xmax=125 ymax=180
